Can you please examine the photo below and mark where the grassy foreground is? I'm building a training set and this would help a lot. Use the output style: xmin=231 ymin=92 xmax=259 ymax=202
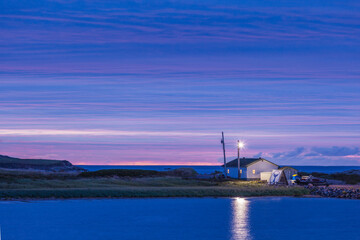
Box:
xmin=0 ymin=176 xmax=309 ymax=199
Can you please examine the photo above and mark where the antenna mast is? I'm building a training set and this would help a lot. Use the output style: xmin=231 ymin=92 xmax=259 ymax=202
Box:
xmin=221 ymin=131 xmax=227 ymax=178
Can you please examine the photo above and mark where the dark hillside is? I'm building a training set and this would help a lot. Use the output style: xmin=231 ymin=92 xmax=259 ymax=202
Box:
xmin=0 ymin=155 xmax=85 ymax=172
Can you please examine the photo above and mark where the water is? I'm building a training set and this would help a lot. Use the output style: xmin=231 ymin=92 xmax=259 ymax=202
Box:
xmin=80 ymin=165 xmax=224 ymax=174
xmin=0 ymin=197 xmax=358 ymax=240
xmin=80 ymin=165 xmax=360 ymax=174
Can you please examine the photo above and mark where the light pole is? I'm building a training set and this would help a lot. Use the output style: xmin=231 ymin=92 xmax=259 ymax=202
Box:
xmin=237 ymin=140 xmax=245 ymax=179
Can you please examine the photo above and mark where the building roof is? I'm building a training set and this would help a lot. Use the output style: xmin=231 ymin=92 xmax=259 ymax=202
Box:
xmin=279 ymin=166 xmax=298 ymax=171
xmin=224 ymin=157 xmax=278 ymax=168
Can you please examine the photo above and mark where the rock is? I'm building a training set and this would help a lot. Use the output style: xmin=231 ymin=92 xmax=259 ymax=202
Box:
xmin=305 ymin=185 xmax=360 ymax=199
xmin=342 ymin=169 xmax=360 ymax=175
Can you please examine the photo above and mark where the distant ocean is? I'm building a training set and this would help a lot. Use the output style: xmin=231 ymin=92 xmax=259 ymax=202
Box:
xmin=78 ymin=165 xmax=360 ymax=174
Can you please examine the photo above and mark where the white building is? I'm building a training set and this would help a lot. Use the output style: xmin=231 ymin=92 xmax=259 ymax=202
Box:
xmin=225 ymin=157 xmax=279 ymax=180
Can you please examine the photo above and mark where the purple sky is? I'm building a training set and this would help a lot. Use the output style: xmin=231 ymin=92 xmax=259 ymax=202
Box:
xmin=1 ymin=0 xmax=360 ymax=165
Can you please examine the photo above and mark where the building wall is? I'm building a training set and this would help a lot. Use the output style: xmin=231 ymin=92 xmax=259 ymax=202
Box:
xmin=246 ymin=161 xmax=278 ymax=179
xmin=227 ymin=167 xmax=247 ymax=179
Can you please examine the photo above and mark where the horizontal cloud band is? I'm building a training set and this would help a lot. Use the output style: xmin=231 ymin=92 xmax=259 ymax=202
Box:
xmin=0 ymin=129 xmax=360 ymax=138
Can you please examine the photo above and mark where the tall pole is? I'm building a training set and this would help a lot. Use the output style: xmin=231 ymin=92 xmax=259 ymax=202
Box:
xmin=221 ymin=132 xmax=227 ymax=178
xmin=237 ymin=140 xmax=241 ymax=179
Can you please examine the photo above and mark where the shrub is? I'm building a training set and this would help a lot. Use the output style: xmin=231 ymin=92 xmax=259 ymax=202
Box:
xmin=165 ymin=168 xmax=198 ymax=177
xmin=79 ymin=169 xmax=165 ymax=178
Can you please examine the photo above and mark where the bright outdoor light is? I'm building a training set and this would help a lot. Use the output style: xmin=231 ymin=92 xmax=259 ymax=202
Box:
xmin=238 ymin=141 xmax=245 ymax=149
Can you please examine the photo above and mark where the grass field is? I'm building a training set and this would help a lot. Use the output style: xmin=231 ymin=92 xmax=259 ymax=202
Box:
xmin=0 ymin=176 xmax=309 ymax=199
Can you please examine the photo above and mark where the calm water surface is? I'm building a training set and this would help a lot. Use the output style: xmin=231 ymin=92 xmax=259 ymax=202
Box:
xmin=0 ymin=197 xmax=359 ymax=240
xmin=80 ymin=165 xmax=360 ymax=174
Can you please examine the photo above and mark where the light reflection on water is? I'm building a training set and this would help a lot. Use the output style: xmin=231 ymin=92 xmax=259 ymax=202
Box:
xmin=0 ymin=198 xmax=359 ymax=240
xmin=231 ymin=198 xmax=252 ymax=240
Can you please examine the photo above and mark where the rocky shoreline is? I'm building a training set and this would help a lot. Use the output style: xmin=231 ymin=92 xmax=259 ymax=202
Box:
xmin=306 ymin=185 xmax=360 ymax=199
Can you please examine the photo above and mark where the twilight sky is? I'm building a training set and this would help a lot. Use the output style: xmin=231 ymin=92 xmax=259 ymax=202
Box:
xmin=1 ymin=0 xmax=359 ymax=165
